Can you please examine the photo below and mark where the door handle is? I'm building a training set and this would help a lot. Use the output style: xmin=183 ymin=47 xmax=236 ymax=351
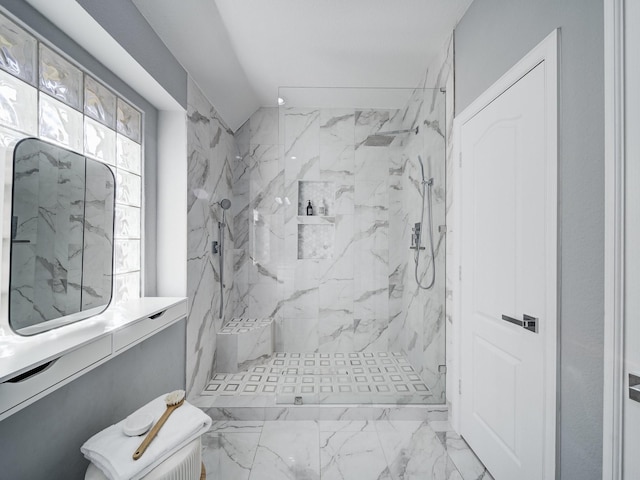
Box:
xmin=630 ymin=374 xmax=640 ymax=402
xmin=501 ymin=314 xmax=539 ymax=333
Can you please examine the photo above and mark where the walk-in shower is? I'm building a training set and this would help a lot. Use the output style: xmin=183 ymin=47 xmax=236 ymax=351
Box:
xmin=205 ymin=86 xmax=447 ymax=407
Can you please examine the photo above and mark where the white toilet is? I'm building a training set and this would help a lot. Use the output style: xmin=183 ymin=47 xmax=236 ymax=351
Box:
xmin=84 ymin=437 xmax=204 ymax=480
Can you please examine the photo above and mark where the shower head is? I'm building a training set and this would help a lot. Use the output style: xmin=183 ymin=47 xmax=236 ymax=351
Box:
xmin=363 ymin=135 xmax=395 ymax=147
xmin=363 ymin=126 xmax=419 ymax=147
xmin=219 ymin=198 xmax=231 ymax=210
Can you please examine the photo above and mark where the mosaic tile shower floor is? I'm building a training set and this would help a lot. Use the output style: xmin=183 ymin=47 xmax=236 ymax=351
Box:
xmin=203 ymin=351 xmax=432 ymax=405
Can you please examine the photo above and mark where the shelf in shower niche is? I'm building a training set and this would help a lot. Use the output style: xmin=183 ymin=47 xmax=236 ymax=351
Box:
xmin=297 ymin=224 xmax=334 ymax=260
xmin=296 ymin=215 xmax=335 ymax=225
xmin=298 ymin=180 xmax=335 ymax=217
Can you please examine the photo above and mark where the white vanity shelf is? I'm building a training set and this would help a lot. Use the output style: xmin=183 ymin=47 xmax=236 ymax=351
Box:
xmin=0 ymin=297 xmax=187 ymax=421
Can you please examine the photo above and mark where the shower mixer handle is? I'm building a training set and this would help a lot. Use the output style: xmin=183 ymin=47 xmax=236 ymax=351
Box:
xmin=410 ymin=222 xmax=425 ymax=250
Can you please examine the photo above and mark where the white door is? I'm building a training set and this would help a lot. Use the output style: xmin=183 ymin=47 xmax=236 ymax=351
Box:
xmin=458 ymin=32 xmax=557 ymax=480
xmin=623 ymin=0 xmax=640 ymax=476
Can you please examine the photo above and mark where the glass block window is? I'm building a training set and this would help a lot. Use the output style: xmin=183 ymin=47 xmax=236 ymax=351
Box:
xmin=39 ymin=44 xmax=82 ymax=109
xmin=0 ymin=11 xmax=143 ymax=304
xmin=85 ymin=75 xmax=116 ymax=128
xmin=0 ymin=15 xmax=36 ymax=85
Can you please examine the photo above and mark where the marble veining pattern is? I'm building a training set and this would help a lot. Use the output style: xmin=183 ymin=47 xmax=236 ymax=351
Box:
xmin=187 ymin=78 xmax=238 ymax=398
xmin=231 ymin=92 xmax=447 ymax=403
xmin=201 ymin=420 xmax=493 ymax=480
xmin=217 ymin=37 xmax=455 ymax=406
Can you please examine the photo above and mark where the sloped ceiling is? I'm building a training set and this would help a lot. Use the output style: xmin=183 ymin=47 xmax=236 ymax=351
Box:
xmin=134 ymin=0 xmax=473 ymax=131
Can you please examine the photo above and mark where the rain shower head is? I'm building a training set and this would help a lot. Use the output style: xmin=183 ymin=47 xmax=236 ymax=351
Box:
xmin=363 ymin=135 xmax=395 ymax=147
xmin=219 ymin=198 xmax=231 ymax=210
xmin=363 ymin=126 xmax=419 ymax=147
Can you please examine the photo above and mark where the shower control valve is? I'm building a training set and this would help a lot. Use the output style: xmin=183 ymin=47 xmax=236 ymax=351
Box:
xmin=410 ymin=222 xmax=425 ymax=250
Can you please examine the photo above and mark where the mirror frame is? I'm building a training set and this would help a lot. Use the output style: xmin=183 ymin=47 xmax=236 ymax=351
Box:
xmin=5 ymin=138 xmax=116 ymax=336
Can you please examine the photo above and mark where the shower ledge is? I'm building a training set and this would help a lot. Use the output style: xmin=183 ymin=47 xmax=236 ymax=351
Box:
xmin=215 ymin=318 xmax=274 ymax=373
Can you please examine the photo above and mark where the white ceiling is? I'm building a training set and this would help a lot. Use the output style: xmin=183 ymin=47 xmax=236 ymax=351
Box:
xmin=133 ymin=0 xmax=473 ymax=130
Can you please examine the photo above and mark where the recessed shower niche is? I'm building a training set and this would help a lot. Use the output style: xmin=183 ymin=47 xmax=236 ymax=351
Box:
xmin=297 ymin=180 xmax=334 ymax=216
xmin=297 ymin=180 xmax=335 ymax=259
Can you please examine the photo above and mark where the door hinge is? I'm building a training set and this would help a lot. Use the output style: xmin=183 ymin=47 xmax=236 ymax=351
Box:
xmin=459 ymin=379 xmax=462 ymax=395
xmin=459 ymin=266 xmax=462 ymax=281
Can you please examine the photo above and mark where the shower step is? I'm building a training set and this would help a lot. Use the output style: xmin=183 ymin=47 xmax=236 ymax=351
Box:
xmin=215 ymin=318 xmax=274 ymax=373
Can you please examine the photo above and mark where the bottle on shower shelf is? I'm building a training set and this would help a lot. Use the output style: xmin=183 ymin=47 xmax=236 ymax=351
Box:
xmin=318 ymin=199 xmax=327 ymax=216
xmin=306 ymin=200 xmax=313 ymax=216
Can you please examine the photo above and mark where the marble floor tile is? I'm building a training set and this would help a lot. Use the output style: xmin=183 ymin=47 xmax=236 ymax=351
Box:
xmin=429 ymin=420 xmax=454 ymax=433
xmin=210 ymin=420 xmax=264 ymax=433
xmin=249 ymin=421 xmax=320 ymax=480
xmin=376 ymin=421 xmax=460 ymax=480
xmin=200 ymin=420 xmax=489 ymax=480
xmin=320 ymin=430 xmax=388 ymax=480
xmin=440 ymin=431 xmax=494 ymax=480
xmin=202 ymin=430 xmax=260 ymax=480
xmin=318 ymin=420 xmax=377 ymax=433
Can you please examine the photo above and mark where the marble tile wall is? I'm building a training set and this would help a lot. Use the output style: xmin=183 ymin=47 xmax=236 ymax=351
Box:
xmin=399 ymin=35 xmax=454 ymax=405
xmin=418 ymin=36 xmax=455 ymax=406
xmin=186 ymin=78 xmax=238 ymax=398
xmin=230 ymin=85 xmax=448 ymax=401
xmin=396 ymin=86 xmax=447 ymax=403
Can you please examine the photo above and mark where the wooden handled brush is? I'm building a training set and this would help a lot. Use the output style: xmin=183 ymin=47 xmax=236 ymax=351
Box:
xmin=133 ymin=390 xmax=185 ymax=461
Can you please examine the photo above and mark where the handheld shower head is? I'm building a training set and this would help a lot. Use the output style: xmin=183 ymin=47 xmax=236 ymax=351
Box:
xmin=417 ymin=155 xmax=426 ymax=182
xmin=417 ymin=156 xmax=433 ymax=186
xmin=219 ymin=198 xmax=231 ymax=210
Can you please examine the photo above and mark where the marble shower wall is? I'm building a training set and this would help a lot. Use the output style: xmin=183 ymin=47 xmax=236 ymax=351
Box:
xmin=418 ymin=36 xmax=455 ymax=406
xmin=186 ymin=78 xmax=238 ymax=398
xmin=393 ymin=35 xmax=454 ymax=405
xmin=231 ymin=88 xmax=447 ymax=401
xmin=394 ymin=88 xmax=447 ymax=403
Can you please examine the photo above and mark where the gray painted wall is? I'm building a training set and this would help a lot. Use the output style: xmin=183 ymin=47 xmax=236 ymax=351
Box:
xmin=76 ymin=0 xmax=188 ymax=110
xmin=0 ymin=321 xmax=186 ymax=480
xmin=455 ymin=0 xmax=604 ymax=478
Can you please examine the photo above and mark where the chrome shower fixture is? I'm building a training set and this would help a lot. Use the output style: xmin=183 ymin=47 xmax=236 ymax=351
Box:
xmin=363 ymin=126 xmax=419 ymax=146
xmin=217 ymin=198 xmax=231 ymax=319
xmin=413 ymin=155 xmax=436 ymax=290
